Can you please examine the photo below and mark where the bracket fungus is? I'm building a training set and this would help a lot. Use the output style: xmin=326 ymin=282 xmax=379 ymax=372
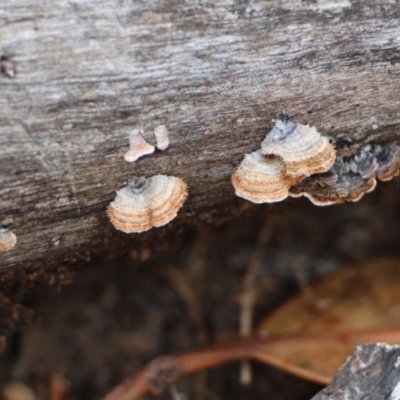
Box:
xmin=290 ymin=177 xmax=377 ymax=206
xmin=154 ymin=125 xmax=169 ymax=151
xmin=107 ymin=175 xmax=188 ymax=233
xmin=261 ymin=118 xmax=336 ymax=177
xmin=124 ymin=129 xmax=155 ymax=163
xmin=232 ymin=117 xmax=336 ymax=204
xmin=290 ymin=142 xmax=400 ymax=205
xmin=231 ymin=150 xmax=298 ymax=203
xmin=233 ymin=117 xmax=400 ymax=206
xmin=0 ymin=228 xmax=17 ymax=252
xmin=373 ymin=144 xmax=400 ymax=181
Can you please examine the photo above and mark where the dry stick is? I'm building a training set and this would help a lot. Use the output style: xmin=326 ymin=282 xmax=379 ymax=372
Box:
xmin=288 ymin=253 xmax=327 ymax=310
xmin=165 ymin=266 xmax=208 ymax=345
xmin=48 ymin=374 xmax=71 ymax=400
xmin=281 ymin=221 xmax=325 ymax=310
xmin=168 ymin=384 xmax=182 ymax=400
xmin=238 ymin=212 xmax=275 ymax=384
xmin=165 ymin=227 xmax=211 ymax=400
xmin=104 ymin=327 xmax=400 ymax=400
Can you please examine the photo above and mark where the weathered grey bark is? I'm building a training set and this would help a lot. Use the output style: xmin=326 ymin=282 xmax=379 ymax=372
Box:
xmin=312 ymin=343 xmax=400 ymax=400
xmin=1 ymin=0 xmax=400 ymax=278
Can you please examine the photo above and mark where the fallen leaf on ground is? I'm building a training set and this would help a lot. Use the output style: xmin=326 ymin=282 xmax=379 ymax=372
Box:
xmin=104 ymin=258 xmax=400 ymax=399
xmin=255 ymin=257 xmax=400 ymax=383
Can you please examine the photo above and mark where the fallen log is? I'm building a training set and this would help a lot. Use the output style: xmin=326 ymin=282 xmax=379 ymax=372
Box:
xmin=1 ymin=0 xmax=400 ymax=280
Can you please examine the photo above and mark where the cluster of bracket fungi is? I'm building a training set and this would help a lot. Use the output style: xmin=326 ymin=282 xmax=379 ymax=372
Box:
xmin=2 ymin=116 xmax=400 ymax=248
xmin=108 ymin=126 xmax=188 ymax=234
xmin=232 ymin=116 xmax=400 ymax=206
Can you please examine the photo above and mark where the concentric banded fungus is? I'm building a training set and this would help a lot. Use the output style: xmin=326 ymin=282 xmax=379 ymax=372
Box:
xmin=107 ymin=175 xmax=188 ymax=233
xmin=124 ymin=129 xmax=155 ymax=163
xmin=233 ymin=116 xmax=399 ymax=206
xmin=289 ymin=158 xmax=377 ymax=206
xmin=154 ymin=125 xmax=169 ymax=151
xmin=0 ymin=228 xmax=17 ymax=252
xmin=261 ymin=119 xmax=336 ymax=177
xmin=231 ymin=150 xmax=298 ymax=203
xmin=373 ymin=144 xmax=400 ymax=181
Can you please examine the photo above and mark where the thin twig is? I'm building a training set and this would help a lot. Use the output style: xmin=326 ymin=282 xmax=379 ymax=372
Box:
xmin=165 ymin=266 xmax=208 ymax=344
xmin=281 ymin=220 xmax=326 ymax=310
xmin=48 ymin=374 xmax=71 ymax=400
xmin=165 ymin=227 xmax=211 ymax=400
xmin=168 ymin=384 xmax=182 ymax=400
xmin=238 ymin=212 xmax=275 ymax=384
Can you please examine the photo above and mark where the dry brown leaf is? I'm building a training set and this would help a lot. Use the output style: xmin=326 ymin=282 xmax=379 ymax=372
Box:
xmin=255 ymin=257 xmax=400 ymax=384
xmin=104 ymin=258 xmax=400 ymax=400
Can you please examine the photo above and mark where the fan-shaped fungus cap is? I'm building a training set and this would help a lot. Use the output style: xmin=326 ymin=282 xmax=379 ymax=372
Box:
xmin=232 ymin=150 xmax=298 ymax=203
xmin=289 ymin=158 xmax=377 ymax=206
xmin=154 ymin=125 xmax=169 ymax=151
xmin=0 ymin=228 xmax=17 ymax=252
xmin=124 ymin=129 xmax=155 ymax=163
xmin=261 ymin=119 xmax=336 ymax=177
xmin=296 ymin=178 xmax=377 ymax=206
xmin=373 ymin=144 xmax=400 ymax=181
xmin=107 ymin=175 xmax=188 ymax=233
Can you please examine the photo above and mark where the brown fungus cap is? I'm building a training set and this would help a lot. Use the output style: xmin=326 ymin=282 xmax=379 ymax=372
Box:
xmin=107 ymin=175 xmax=188 ymax=233
xmin=289 ymin=158 xmax=377 ymax=206
xmin=294 ymin=177 xmax=377 ymax=206
xmin=231 ymin=150 xmax=300 ymax=203
xmin=124 ymin=129 xmax=155 ymax=163
xmin=261 ymin=119 xmax=336 ymax=178
xmin=0 ymin=228 xmax=17 ymax=252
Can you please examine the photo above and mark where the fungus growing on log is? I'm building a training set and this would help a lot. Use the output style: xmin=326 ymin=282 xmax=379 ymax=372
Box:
xmin=373 ymin=144 xmax=400 ymax=181
xmin=154 ymin=125 xmax=169 ymax=151
xmin=0 ymin=228 xmax=17 ymax=252
xmin=231 ymin=117 xmax=336 ymax=204
xmin=231 ymin=150 xmax=297 ymax=203
xmin=233 ymin=115 xmax=400 ymax=206
xmin=124 ymin=129 xmax=155 ymax=163
xmin=107 ymin=175 xmax=188 ymax=233
xmin=261 ymin=118 xmax=336 ymax=177
xmin=289 ymin=158 xmax=378 ymax=206
xmin=289 ymin=142 xmax=400 ymax=205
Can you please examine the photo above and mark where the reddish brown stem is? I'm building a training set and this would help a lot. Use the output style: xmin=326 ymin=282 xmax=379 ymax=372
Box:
xmin=104 ymin=328 xmax=400 ymax=400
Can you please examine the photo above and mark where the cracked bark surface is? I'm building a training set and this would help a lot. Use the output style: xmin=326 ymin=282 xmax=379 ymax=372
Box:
xmin=2 ymin=0 xmax=400 ymax=279
xmin=312 ymin=343 xmax=400 ymax=400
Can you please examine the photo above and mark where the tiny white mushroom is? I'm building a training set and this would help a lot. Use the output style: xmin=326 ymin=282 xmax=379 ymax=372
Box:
xmin=124 ymin=129 xmax=155 ymax=163
xmin=154 ymin=125 xmax=169 ymax=151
